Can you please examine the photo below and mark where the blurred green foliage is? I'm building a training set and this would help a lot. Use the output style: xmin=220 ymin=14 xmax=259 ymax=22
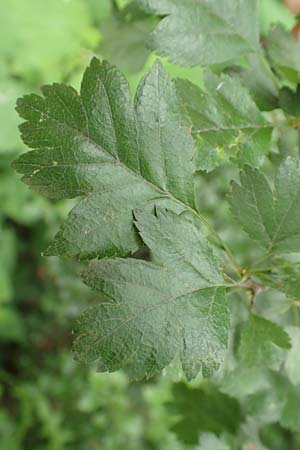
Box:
xmin=0 ymin=1 xmax=186 ymax=449
xmin=1 ymin=1 xmax=300 ymax=449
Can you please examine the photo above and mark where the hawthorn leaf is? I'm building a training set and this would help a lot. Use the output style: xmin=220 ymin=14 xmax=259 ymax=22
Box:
xmin=176 ymin=73 xmax=272 ymax=171
xmin=220 ymin=367 xmax=271 ymax=399
xmin=13 ymin=58 xmax=195 ymax=259
xmin=279 ymin=85 xmax=300 ymax=117
xmin=197 ymin=433 xmax=231 ymax=450
xmin=280 ymin=384 xmax=300 ymax=432
xmin=227 ymin=53 xmax=279 ymax=111
xmin=138 ymin=0 xmax=259 ymax=67
xmin=238 ymin=314 xmax=291 ymax=369
xmin=256 ymin=265 xmax=300 ymax=299
xmin=259 ymin=423 xmax=294 ymax=450
xmin=265 ymin=25 xmax=300 ymax=83
xmin=100 ymin=2 xmax=155 ymax=73
xmin=284 ymin=326 xmax=300 ymax=386
xmin=245 ymin=373 xmax=286 ymax=425
xmin=167 ymin=382 xmax=241 ymax=444
xmin=230 ymin=158 xmax=300 ymax=254
xmin=73 ymin=209 xmax=229 ymax=380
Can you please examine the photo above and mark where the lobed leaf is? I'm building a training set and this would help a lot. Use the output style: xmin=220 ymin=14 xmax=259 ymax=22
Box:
xmin=73 ymin=209 xmax=229 ymax=380
xmin=230 ymin=158 xmax=300 ymax=254
xmin=176 ymin=73 xmax=272 ymax=171
xmin=265 ymin=25 xmax=300 ymax=84
xmin=138 ymin=0 xmax=259 ymax=67
xmin=238 ymin=314 xmax=291 ymax=369
xmin=167 ymin=382 xmax=242 ymax=444
xmin=13 ymin=58 xmax=195 ymax=259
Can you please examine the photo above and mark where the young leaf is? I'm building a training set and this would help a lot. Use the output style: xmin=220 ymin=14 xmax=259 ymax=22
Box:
xmin=73 ymin=209 xmax=229 ymax=380
xmin=265 ymin=24 xmax=300 ymax=83
xmin=238 ymin=314 xmax=291 ymax=369
xmin=13 ymin=58 xmax=195 ymax=259
xmin=176 ymin=73 xmax=272 ymax=171
xmin=139 ymin=0 xmax=259 ymax=67
xmin=167 ymin=382 xmax=241 ymax=444
xmin=230 ymin=158 xmax=300 ymax=254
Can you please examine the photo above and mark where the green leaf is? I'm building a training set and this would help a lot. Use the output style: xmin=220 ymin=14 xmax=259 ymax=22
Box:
xmin=285 ymin=326 xmax=300 ymax=386
xmin=73 ymin=208 xmax=229 ymax=380
xmin=256 ymin=265 xmax=300 ymax=299
xmin=197 ymin=433 xmax=231 ymax=450
xmin=279 ymin=85 xmax=300 ymax=117
xmin=167 ymin=382 xmax=241 ymax=444
xmin=260 ymin=0 xmax=295 ymax=33
xmin=100 ymin=3 xmax=155 ymax=73
xmin=220 ymin=367 xmax=271 ymax=399
xmin=230 ymin=158 xmax=300 ymax=254
xmin=238 ymin=314 xmax=291 ymax=369
xmin=13 ymin=58 xmax=196 ymax=259
xmin=227 ymin=53 xmax=279 ymax=111
xmin=280 ymin=384 xmax=300 ymax=433
xmin=265 ymin=24 xmax=300 ymax=84
xmin=176 ymin=73 xmax=272 ymax=171
xmin=139 ymin=0 xmax=259 ymax=67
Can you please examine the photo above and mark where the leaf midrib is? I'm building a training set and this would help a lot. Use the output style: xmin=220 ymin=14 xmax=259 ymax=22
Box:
xmin=81 ymin=283 xmax=225 ymax=345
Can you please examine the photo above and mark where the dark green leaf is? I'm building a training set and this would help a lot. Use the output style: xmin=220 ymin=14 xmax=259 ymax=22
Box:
xmin=167 ymin=382 xmax=241 ymax=444
xmin=279 ymin=85 xmax=300 ymax=116
xmin=73 ymin=208 xmax=229 ymax=380
xmin=13 ymin=58 xmax=195 ymax=259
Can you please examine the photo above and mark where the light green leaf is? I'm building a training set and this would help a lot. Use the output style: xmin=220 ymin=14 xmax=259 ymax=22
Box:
xmin=197 ymin=433 xmax=231 ymax=450
xmin=176 ymin=73 xmax=272 ymax=171
xmin=73 ymin=208 xmax=229 ymax=380
xmin=230 ymin=158 xmax=300 ymax=254
xmin=220 ymin=367 xmax=271 ymax=399
xmin=13 ymin=58 xmax=195 ymax=259
xmin=100 ymin=3 xmax=154 ymax=73
xmin=285 ymin=326 xmax=300 ymax=386
xmin=280 ymin=385 xmax=300 ymax=432
xmin=239 ymin=314 xmax=291 ymax=369
xmin=139 ymin=0 xmax=259 ymax=67
xmin=265 ymin=24 xmax=300 ymax=84
xmin=259 ymin=0 xmax=295 ymax=33
xmin=167 ymin=382 xmax=241 ymax=444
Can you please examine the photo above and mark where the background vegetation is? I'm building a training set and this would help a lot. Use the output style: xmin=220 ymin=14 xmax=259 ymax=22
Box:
xmin=0 ymin=1 xmax=298 ymax=449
